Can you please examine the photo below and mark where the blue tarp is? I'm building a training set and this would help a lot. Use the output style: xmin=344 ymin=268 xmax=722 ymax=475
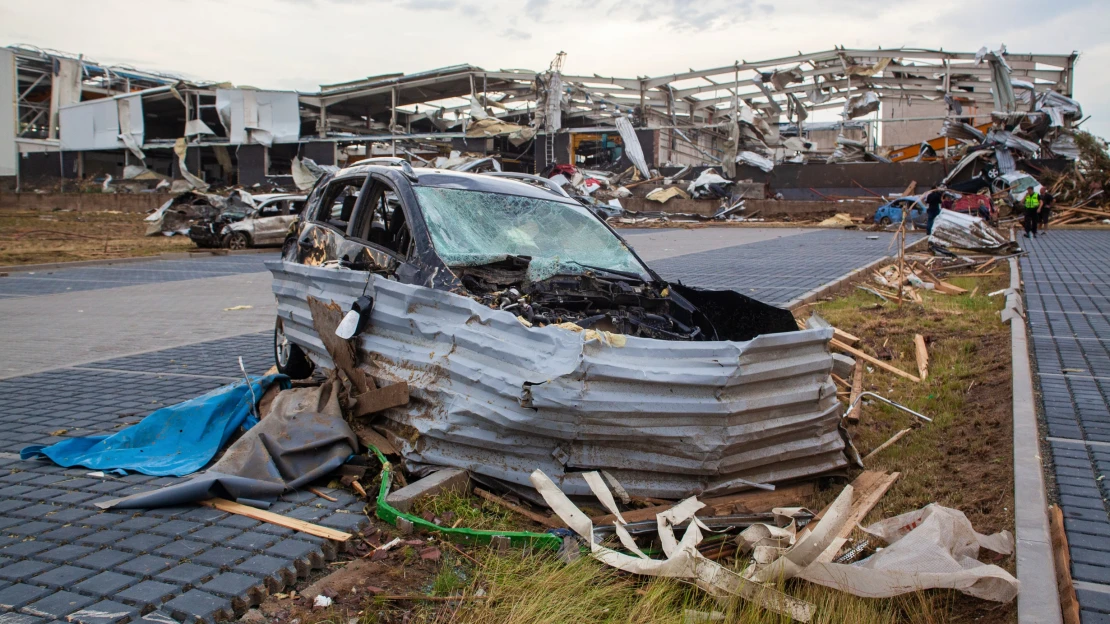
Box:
xmin=21 ymin=375 xmax=290 ymax=477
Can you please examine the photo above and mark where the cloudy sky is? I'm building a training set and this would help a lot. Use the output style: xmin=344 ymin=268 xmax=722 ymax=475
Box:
xmin=3 ymin=0 xmax=1107 ymax=138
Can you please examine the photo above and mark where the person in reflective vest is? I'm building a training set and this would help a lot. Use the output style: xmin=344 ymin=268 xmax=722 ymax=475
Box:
xmin=1022 ymin=188 xmax=1041 ymax=239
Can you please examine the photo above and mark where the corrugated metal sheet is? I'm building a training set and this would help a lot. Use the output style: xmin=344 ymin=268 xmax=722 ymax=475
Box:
xmin=269 ymin=261 xmax=850 ymax=499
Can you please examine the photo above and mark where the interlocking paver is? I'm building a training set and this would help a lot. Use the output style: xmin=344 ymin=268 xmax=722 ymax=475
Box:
xmin=1024 ymin=231 xmax=1110 ymax=614
xmin=0 ymin=582 xmax=51 ymax=609
xmin=646 ymin=230 xmax=919 ymax=307
xmin=22 ymin=590 xmax=96 ymax=619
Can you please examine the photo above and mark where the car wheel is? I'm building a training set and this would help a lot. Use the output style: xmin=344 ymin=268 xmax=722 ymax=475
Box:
xmin=274 ymin=318 xmax=313 ymax=379
xmin=878 ymin=217 xmax=892 ymax=226
xmin=227 ymin=232 xmax=250 ymax=250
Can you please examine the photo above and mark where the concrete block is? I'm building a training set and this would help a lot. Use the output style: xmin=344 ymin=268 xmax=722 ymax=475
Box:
xmin=385 ymin=468 xmax=470 ymax=513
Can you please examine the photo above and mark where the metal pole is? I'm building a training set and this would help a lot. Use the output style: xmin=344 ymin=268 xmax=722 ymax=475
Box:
xmin=390 ymin=87 xmax=397 ymax=158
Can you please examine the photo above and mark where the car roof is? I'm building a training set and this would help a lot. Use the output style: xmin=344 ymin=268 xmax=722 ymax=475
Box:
xmin=252 ymin=193 xmax=308 ymax=202
xmin=332 ymin=164 xmax=580 ymax=205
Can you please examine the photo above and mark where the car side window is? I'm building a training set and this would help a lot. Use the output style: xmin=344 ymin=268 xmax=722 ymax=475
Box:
xmin=259 ymin=201 xmax=283 ymax=218
xmin=315 ymin=177 xmax=366 ymax=233
xmin=349 ymin=179 xmax=413 ymax=258
xmin=288 ymin=200 xmax=306 ymax=216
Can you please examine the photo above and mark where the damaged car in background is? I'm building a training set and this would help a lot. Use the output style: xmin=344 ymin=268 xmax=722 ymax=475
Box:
xmin=269 ymin=160 xmax=853 ymax=501
xmin=188 ymin=193 xmax=307 ymax=249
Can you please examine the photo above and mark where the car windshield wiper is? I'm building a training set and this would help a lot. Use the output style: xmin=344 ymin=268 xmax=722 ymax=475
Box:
xmin=566 ymin=261 xmax=646 ymax=282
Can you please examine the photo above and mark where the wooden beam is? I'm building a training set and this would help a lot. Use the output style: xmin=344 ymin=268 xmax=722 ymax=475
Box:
xmin=847 ymin=362 xmax=864 ymax=424
xmin=1049 ymin=505 xmax=1082 ymax=624
xmin=474 ymin=487 xmax=564 ymax=530
xmin=863 ymin=428 xmax=912 ymax=461
xmin=812 ymin=471 xmax=901 ymax=563
xmin=914 ymin=334 xmax=929 ymax=381
xmin=831 ymin=339 xmax=921 ymax=382
xmin=200 ymin=498 xmax=352 ymax=541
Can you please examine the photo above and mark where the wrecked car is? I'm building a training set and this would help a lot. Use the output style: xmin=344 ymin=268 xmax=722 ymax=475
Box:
xmin=268 ymin=160 xmax=851 ymax=500
xmin=189 ymin=193 xmax=307 ymax=249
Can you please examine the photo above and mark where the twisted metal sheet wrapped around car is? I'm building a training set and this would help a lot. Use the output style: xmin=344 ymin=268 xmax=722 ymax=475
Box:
xmin=268 ymin=261 xmax=850 ymax=499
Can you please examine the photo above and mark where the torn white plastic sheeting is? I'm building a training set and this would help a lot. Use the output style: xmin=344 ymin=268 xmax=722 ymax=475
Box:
xmin=843 ymin=91 xmax=879 ymax=120
xmin=531 ymin=469 xmax=816 ymax=622
xmin=616 ymin=116 xmax=652 ymax=180
xmin=797 ymin=505 xmax=1018 ymax=602
xmin=736 ymin=151 xmax=774 ymax=172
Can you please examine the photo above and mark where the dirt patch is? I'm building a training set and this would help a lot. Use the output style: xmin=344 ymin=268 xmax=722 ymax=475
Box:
xmin=0 ymin=209 xmax=194 ymax=266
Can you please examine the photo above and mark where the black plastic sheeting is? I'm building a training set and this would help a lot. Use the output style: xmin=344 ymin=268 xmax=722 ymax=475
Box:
xmin=100 ymin=382 xmax=357 ymax=509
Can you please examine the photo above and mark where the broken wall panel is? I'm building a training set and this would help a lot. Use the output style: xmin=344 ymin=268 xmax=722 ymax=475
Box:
xmin=216 ymin=89 xmax=301 ymax=146
xmin=269 ymin=261 xmax=851 ymax=501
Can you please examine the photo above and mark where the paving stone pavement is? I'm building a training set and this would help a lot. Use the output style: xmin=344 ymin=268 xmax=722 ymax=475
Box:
xmin=647 ymin=229 xmax=921 ymax=307
xmin=0 ymin=255 xmax=276 ymax=299
xmin=0 ymin=229 xmax=914 ymax=623
xmin=1021 ymin=230 xmax=1110 ymax=620
xmin=0 ymin=333 xmax=369 ymax=624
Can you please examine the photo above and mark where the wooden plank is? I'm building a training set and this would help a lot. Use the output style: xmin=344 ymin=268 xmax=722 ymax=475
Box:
xmin=975 ymin=257 xmax=999 ymax=273
xmin=200 ymin=498 xmax=352 ymax=541
xmin=914 ymin=334 xmax=929 ymax=381
xmin=354 ymin=382 xmax=409 ymax=417
xmin=831 ymin=339 xmax=921 ymax=383
xmin=349 ymin=421 xmax=399 ymax=455
xmin=831 ymin=374 xmax=850 ymax=389
xmin=813 ymin=471 xmax=900 ymax=562
xmin=847 ymin=362 xmax=864 ymax=423
xmin=589 ymin=482 xmax=817 ymax=525
xmin=1049 ymin=505 xmax=1082 ymax=624
xmin=795 ymin=318 xmax=860 ymax=347
xmin=863 ymin=428 xmax=912 ymax=461
xmin=833 ymin=327 xmax=862 ymax=347
xmin=474 ymin=487 xmax=564 ymax=529
xmin=306 ymin=296 xmax=372 ymax=394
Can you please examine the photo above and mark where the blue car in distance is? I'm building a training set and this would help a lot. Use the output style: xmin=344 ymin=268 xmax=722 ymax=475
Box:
xmin=872 ymin=191 xmax=995 ymax=227
xmin=872 ymin=195 xmax=928 ymax=227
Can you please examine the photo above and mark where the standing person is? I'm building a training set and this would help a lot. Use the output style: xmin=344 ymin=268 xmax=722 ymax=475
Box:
xmin=924 ymin=186 xmax=944 ymax=234
xmin=1039 ymin=188 xmax=1055 ymax=233
xmin=1022 ymin=187 xmax=1041 ymax=238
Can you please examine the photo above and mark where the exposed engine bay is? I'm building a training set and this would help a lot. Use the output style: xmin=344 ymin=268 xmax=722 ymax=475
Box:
xmin=452 ymin=256 xmax=717 ymax=341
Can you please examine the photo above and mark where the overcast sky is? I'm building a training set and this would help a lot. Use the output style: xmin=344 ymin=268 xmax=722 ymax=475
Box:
xmin=3 ymin=0 xmax=1107 ymax=139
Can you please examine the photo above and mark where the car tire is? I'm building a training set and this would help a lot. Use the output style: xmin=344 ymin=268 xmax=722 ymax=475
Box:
xmin=878 ymin=217 xmax=892 ymax=226
xmin=274 ymin=318 xmax=314 ymax=379
xmin=227 ymin=232 xmax=251 ymax=250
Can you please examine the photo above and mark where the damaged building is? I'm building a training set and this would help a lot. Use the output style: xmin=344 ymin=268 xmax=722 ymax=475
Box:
xmin=0 ymin=44 xmax=1082 ymax=201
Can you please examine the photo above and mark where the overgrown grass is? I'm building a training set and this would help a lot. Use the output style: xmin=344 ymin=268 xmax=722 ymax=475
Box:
xmin=0 ymin=210 xmax=193 ymax=265
xmin=409 ymin=489 xmax=526 ymax=533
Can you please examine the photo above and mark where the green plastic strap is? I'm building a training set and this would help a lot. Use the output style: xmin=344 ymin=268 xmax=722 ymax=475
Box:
xmin=367 ymin=445 xmax=562 ymax=550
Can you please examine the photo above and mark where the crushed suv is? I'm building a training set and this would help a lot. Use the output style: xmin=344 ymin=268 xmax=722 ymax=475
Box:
xmin=276 ymin=160 xmax=797 ymax=374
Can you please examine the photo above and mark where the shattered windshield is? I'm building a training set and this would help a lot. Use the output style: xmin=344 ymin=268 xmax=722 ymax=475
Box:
xmin=414 ymin=186 xmax=649 ymax=282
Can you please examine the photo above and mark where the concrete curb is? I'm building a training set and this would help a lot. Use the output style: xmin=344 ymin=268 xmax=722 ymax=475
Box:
xmin=786 ymin=235 xmax=928 ymax=311
xmin=0 ymin=247 xmax=275 ymax=274
xmin=1009 ymin=255 xmax=1064 ymax=624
